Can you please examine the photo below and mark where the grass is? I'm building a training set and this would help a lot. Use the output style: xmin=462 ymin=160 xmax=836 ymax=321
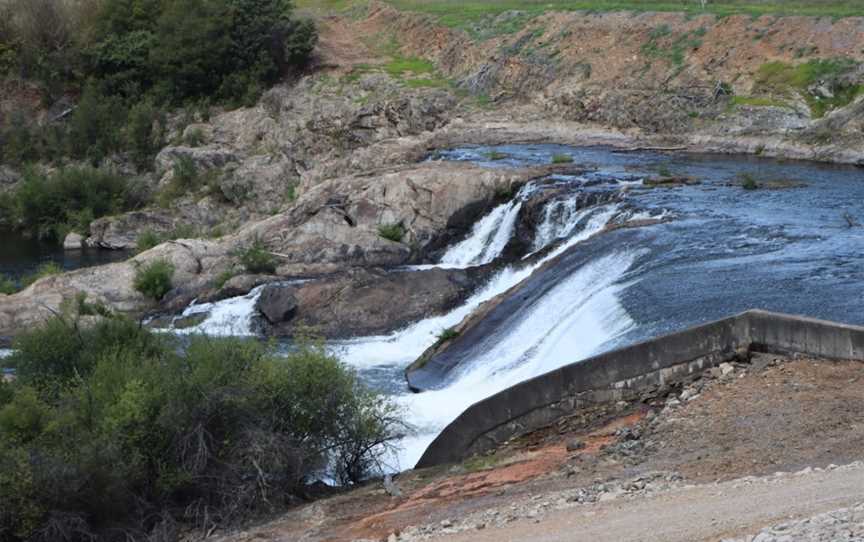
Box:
xmin=641 ymin=25 xmax=705 ymax=67
xmin=383 ymin=0 xmax=864 ymax=32
xmin=739 ymin=172 xmax=759 ymax=190
xmin=0 ymin=275 xmax=17 ymax=295
xmin=378 ymin=223 xmax=406 ymax=243
xmin=486 ymin=151 xmax=510 ymax=160
xmin=21 ymin=262 xmax=63 ymax=288
xmin=133 ymin=259 xmax=175 ymax=301
xmin=551 ymin=153 xmax=573 ymax=164
xmin=754 ymin=58 xmax=863 ymax=118
xmin=435 ymin=327 xmax=461 ymax=346
xmin=731 ymin=95 xmax=792 ymax=108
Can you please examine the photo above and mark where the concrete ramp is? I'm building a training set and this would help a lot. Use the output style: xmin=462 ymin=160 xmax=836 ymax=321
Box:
xmin=416 ymin=310 xmax=864 ymax=468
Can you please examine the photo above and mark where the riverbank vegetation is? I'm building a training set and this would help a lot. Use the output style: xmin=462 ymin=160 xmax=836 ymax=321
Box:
xmin=0 ymin=166 xmax=149 ymax=241
xmin=0 ymin=316 xmax=402 ymax=541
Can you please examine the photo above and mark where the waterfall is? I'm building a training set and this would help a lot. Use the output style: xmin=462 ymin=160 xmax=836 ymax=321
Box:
xmin=169 ymin=285 xmax=266 ymax=336
xmin=393 ymin=250 xmax=638 ymax=469
xmin=439 ymin=182 xmax=539 ymax=267
xmin=333 ymin=203 xmax=621 ymax=369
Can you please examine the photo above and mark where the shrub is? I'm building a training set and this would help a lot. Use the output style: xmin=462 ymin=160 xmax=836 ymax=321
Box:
xmin=0 ymin=275 xmax=16 ymax=295
xmin=133 ymin=259 xmax=175 ymax=301
xmin=237 ymin=236 xmax=277 ymax=274
xmin=126 ymin=98 xmax=164 ymax=169
xmin=378 ymin=223 xmax=405 ymax=243
xmin=0 ymin=318 xmax=401 ymax=540
xmin=739 ymin=172 xmax=759 ymax=190
xmin=215 ymin=269 xmax=237 ymax=289
xmin=436 ymin=327 xmax=460 ymax=346
xmin=136 ymin=229 xmax=163 ymax=252
xmin=7 ymin=166 xmax=144 ymax=241
xmin=20 ymin=262 xmax=62 ymax=288
xmin=551 ymin=153 xmax=573 ymax=164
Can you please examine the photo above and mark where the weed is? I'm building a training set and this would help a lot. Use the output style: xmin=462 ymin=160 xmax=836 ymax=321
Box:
xmin=0 ymin=275 xmax=17 ymax=295
xmin=237 ymin=236 xmax=277 ymax=274
xmin=215 ymin=269 xmax=237 ymax=289
xmin=739 ymin=172 xmax=759 ymax=190
xmin=378 ymin=223 xmax=405 ymax=243
xmin=657 ymin=165 xmax=673 ymax=177
xmin=134 ymin=259 xmax=175 ymax=301
xmin=137 ymin=230 xmax=163 ymax=252
xmin=436 ymin=327 xmax=460 ymax=345
xmin=551 ymin=153 xmax=573 ymax=164
xmin=485 ymin=151 xmax=510 ymax=161
xmin=21 ymin=262 xmax=62 ymax=287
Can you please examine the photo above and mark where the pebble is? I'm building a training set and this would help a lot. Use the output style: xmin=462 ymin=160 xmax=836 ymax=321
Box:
xmin=722 ymin=502 xmax=864 ymax=542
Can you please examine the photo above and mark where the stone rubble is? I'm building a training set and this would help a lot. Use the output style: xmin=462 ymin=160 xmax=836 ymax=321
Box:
xmin=723 ymin=501 xmax=864 ymax=542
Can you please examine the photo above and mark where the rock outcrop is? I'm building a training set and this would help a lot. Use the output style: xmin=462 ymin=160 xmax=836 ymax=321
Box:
xmin=255 ymin=265 xmax=488 ymax=338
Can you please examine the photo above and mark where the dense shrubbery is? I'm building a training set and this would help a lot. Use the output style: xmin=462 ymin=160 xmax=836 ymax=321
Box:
xmin=0 ymin=165 xmax=148 ymax=240
xmin=0 ymin=0 xmax=316 ymax=169
xmin=0 ymin=316 xmax=401 ymax=541
xmin=0 ymin=0 xmax=316 ymax=104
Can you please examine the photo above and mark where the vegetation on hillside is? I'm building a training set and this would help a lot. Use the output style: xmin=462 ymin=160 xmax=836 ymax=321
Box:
xmin=382 ymin=0 xmax=864 ymax=31
xmin=0 ymin=316 xmax=402 ymax=541
xmin=0 ymin=0 xmax=315 ymax=203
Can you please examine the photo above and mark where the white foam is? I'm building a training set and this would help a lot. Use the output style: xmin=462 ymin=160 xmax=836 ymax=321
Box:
xmin=0 ymin=349 xmax=12 ymax=359
xmin=333 ymin=204 xmax=620 ymax=369
xmin=393 ymin=250 xmax=638 ymax=469
xmin=170 ymin=285 xmax=266 ymax=336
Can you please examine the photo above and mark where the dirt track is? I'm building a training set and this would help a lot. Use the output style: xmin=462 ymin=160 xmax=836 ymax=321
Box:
xmin=438 ymin=463 xmax=864 ymax=542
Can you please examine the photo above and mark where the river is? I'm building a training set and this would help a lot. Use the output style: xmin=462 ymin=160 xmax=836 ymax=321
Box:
xmin=26 ymin=145 xmax=864 ymax=472
xmin=0 ymin=229 xmax=128 ymax=282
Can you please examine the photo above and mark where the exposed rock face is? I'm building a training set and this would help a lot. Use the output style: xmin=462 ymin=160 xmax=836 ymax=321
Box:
xmin=0 ymin=240 xmax=230 ymax=338
xmin=239 ymin=161 xmax=539 ymax=269
xmin=0 ymin=165 xmax=20 ymax=192
xmin=257 ymin=265 xmax=487 ymax=338
xmin=87 ymin=211 xmax=177 ymax=250
xmin=63 ymin=232 xmax=84 ymax=250
xmin=257 ymin=284 xmax=298 ymax=324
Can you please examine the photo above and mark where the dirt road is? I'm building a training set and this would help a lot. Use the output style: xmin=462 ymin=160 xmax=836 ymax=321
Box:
xmin=438 ymin=464 xmax=864 ymax=542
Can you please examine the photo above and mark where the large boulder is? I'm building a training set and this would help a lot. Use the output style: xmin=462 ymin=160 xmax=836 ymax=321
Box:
xmin=256 ymin=265 xmax=489 ymax=338
xmin=87 ymin=211 xmax=177 ymax=250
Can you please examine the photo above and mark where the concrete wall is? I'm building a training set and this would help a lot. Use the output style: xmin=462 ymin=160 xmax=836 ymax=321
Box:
xmin=415 ymin=310 xmax=864 ymax=468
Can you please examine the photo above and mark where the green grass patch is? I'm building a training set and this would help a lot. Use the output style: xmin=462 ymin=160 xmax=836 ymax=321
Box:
xmin=641 ymin=25 xmax=704 ymax=67
xmin=551 ymin=153 xmax=573 ymax=164
xmin=378 ymin=223 xmax=406 ymax=243
xmin=755 ymin=58 xmax=862 ymax=118
xmin=21 ymin=262 xmax=63 ymax=288
xmin=731 ymin=95 xmax=792 ymax=108
xmin=486 ymin=151 xmax=510 ymax=161
xmin=385 ymin=56 xmax=436 ymax=77
xmin=384 ymin=0 xmax=864 ymax=31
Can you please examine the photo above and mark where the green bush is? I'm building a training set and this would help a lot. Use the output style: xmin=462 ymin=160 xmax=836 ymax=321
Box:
xmin=6 ymin=166 xmax=146 ymax=241
xmin=136 ymin=229 xmax=163 ymax=252
xmin=0 ymin=275 xmax=16 ymax=295
xmin=133 ymin=259 xmax=175 ymax=301
xmin=378 ymin=223 xmax=405 ymax=243
xmin=551 ymin=153 xmax=573 ymax=164
xmin=739 ymin=172 xmax=759 ymax=190
xmin=237 ymin=236 xmax=277 ymax=274
xmin=0 ymin=318 xmax=401 ymax=540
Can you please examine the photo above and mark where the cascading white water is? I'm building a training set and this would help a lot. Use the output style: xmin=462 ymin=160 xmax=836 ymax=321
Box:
xmin=333 ymin=204 xmax=621 ymax=369
xmin=532 ymin=201 xmax=593 ymax=253
xmin=392 ymin=250 xmax=638 ymax=468
xmin=170 ymin=285 xmax=267 ymax=336
xmin=0 ymin=349 xmax=11 ymax=359
xmin=439 ymin=182 xmax=539 ymax=267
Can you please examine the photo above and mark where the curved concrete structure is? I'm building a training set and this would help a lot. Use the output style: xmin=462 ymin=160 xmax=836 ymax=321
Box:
xmin=416 ymin=310 xmax=864 ymax=468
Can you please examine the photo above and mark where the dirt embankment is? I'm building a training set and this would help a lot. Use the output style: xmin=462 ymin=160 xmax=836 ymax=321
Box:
xmin=363 ymin=3 xmax=864 ymax=162
xmin=207 ymin=353 xmax=864 ymax=542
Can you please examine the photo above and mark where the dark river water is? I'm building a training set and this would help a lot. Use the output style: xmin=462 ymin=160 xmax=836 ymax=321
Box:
xmin=0 ymin=229 xmax=128 ymax=282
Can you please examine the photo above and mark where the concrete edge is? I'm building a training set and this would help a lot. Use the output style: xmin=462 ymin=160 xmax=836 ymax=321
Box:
xmin=415 ymin=310 xmax=864 ymax=468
